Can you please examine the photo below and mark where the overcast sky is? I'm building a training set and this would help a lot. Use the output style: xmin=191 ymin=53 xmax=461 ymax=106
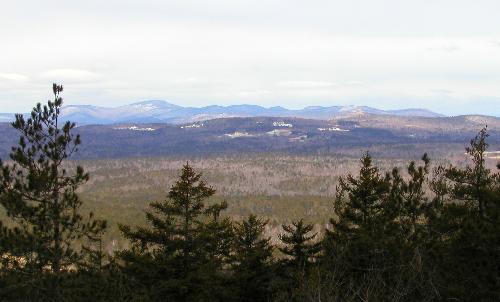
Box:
xmin=1 ymin=0 xmax=500 ymax=115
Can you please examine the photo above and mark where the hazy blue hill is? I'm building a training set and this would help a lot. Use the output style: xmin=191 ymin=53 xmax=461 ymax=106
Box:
xmin=20 ymin=100 xmax=450 ymax=125
xmin=387 ymin=108 xmax=445 ymax=117
xmin=0 ymin=113 xmax=16 ymax=123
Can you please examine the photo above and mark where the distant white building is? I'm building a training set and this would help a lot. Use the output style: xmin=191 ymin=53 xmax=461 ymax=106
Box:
xmin=181 ymin=123 xmax=204 ymax=129
xmin=318 ymin=126 xmax=349 ymax=132
xmin=273 ymin=121 xmax=293 ymax=128
xmin=224 ymin=131 xmax=254 ymax=138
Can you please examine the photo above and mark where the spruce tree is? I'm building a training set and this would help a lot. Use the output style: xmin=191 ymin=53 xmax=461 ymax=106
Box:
xmin=326 ymin=152 xmax=392 ymax=255
xmin=323 ymin=152 xmax=398 ymax=299
xmin=199 ymin=201 xmax=233 ymax=270
xmin=231 ymin=215 xmax=273 ymax=302
xmin=278 ymin=219 xmax=321 ymax=273
xmin=275 ymin=219 xmax=322 ymax=302
xmin=197 ymin=201 xmax=234 ymax=300
xmin=0 ymin=84 xmax=106 ymax=300
xmin=119 ymin=163 xmax=231 ymax=301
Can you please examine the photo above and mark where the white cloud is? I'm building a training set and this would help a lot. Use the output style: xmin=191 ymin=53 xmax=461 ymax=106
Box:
xmin=277 ymin=81 xmax=336 ymax=89
xmin=0 ymin=73 xmax=29 ymax=81
xmin=236 ymin=90 xmax=271 ymax=98
xmin=40 ymin=69 xmax=100 ymax=81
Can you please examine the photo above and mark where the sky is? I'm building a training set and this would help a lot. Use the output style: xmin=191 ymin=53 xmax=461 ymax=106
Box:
xmin=1 ymin=0 xmax=500 ymax=116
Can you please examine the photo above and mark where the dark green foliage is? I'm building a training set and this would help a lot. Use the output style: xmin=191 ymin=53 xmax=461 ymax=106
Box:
xmin=0 ymin=84 xmax=106 ymax=300
xmin=441 ymin=127 xmax=498 ymax=218
xmin=275 ymin=219 xmax=322 ymax=302
xmin=278 ymin=219 xmax=321 ymax=272
xmin=118 ymin=162 xmax=232 ymax=301
xmin=321 ymin=152 xmax=442 ymax=301
xmin=326 ymin=152 xmax=395 ymax=272
xmin=323 ymin=153 xmax=396 ymax=300
xmin=389 ymin=153 xmax=431 ymax=241
xmin=331 ymin=153 xmax=392 ymax=239
xmin=427 ymin=127 xmax=500 ymax=300
xmin=231 ymin=215 xmax=274 ymax=302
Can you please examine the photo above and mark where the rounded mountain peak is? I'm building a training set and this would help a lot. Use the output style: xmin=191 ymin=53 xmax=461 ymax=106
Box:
xmin=130 ymin=100 xmax=180 ymax=108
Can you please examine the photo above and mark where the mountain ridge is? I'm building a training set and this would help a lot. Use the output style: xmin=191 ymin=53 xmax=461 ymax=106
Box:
xmin=0 ymin=100 xmax=448 ymax=125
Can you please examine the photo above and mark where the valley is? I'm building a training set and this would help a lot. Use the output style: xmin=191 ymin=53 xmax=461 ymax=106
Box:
xmin=73 ymin=149 xmax=497 ymax=250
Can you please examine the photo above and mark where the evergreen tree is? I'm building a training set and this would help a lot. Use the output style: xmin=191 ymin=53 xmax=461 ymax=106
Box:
xmin=119 ymin=163 xmax=231 ymax=301
xmin=197 ymin=201 xmax=234 ymax=300
xmin=231 ymin=215 xmax=274 ymax=302
xmin=330 ymin=152 xmax=392 ymax=240
xmin=200 ymin=201 xmax=233 ymax=270
xmin=386 ymin=154 xmax=432 ymax=252
xmin=275 ymin=219 xmax=322 ymax=302
xmin=323 ymin=152 xmax=423 ymax=300
xmin=429 ymin=127 xmax=500 ymax=300
xmin=0 ymin=84 xmax=106 ymax=300
xmin=441 ymin=127 xmax=498 ymax=218
xmin=278 ymin=219 xmax=321 ymax=273
xmin=386 ymin=154 xmax=439 ymax=300
xmin=80 ymin=222 xmax=106 ymax=273
xmin=325 ymin=153 xmax=393 ymax=267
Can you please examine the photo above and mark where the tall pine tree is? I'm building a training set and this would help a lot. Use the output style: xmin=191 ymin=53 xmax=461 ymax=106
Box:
xmin=430 ymin=127 xmax=500 ymax=300
xmin=441 ymin=127 xmax=498 ymax=218
xmin=0 ymin=84 xmax=106 ymax=300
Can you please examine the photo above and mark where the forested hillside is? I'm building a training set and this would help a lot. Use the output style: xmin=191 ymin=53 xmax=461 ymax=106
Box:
xmin=1 ymin=113 xmax=499 ymax=159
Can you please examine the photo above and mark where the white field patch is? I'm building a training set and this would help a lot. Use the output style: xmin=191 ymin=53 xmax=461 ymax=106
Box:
xmin=267 ymin=129 xmax=292 ymax=136
xmin=224 ymin=131 xmax=255 ymax=138
xmin=113 ymin=126 xmax=156 ymax=131
xmin=318 ymin=126 xmax=349 ymax=132
xmin=289 ymin=135 xmax=308 ymax=142
xmin=181 ymin=123 xmax=204 ymax=129
xmin=485 ymin=151 xmax=500 ymax=159
xmin=273 ymin=121 xmax=293 ymax=128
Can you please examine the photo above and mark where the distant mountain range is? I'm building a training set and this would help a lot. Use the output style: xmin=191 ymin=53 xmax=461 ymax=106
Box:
xmin=0 ymin=100 xmax=445 ymax=125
